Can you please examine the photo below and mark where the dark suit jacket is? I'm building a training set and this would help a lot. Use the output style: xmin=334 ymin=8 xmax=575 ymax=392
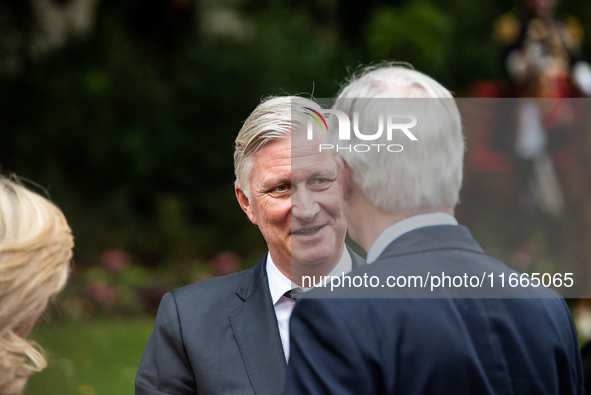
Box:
xmin=285 ymin=225 xmax=584 ymax=394
xmin=135 ymin=247 xmax=364 ymax=395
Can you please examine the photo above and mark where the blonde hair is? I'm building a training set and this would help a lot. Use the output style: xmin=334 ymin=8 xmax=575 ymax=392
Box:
xmin=0 ymin=176 xmax=74 ymax=395
xmin=233 ymin=96 xmax=323 ymax=199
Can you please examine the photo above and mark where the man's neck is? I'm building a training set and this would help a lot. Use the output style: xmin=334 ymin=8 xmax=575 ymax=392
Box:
xmin=354 ymin=207 xmax=454 ymax=252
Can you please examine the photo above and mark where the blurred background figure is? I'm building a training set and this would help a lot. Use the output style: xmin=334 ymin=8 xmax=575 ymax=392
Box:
xmin=495 ymin=0 xmax=591 ymax=98
xmin=0 ymin=175 xmax=74 ymax=395
xmin=460 ymin=0 xmax=591 ymax=345
xmin=464 ymin=0 xmax=591 ymax=243
xmin=493 ymin=0 xmax=590 ymax=193
xmin=493 ymin=0 xmax=590 ymax=202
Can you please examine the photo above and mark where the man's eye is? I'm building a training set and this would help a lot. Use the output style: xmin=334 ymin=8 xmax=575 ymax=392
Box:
xmin=276 ymin=185 xmax=288 ymax=192
xmin=309 ymin=178 xmax=334 ymax=190
xmin=313 ymin=178 xmax=333 ymax=186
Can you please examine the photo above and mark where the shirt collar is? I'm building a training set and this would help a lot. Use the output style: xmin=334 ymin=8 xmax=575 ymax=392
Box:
xmin=366 ymin=212 xmax=458 ymax=264
xmin=266 ymin=247 xmax=351 ymax=305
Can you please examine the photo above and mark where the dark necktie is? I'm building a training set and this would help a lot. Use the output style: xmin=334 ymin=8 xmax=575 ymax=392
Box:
xmin=283 ymin=289 xmax=303 ymax=300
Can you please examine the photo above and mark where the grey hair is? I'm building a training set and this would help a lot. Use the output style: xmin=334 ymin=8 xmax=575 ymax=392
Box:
xmin=234 ymin=95 xmax=323 ymax=199
xmin=332 ymin=63 xmax=464 ymax=213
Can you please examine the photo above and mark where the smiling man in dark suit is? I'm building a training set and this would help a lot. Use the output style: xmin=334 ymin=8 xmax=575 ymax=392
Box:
xmin=284 ymin=65 xmax=584 ymax=394
xmin=135 ymin=96 xmax=364 ymax=395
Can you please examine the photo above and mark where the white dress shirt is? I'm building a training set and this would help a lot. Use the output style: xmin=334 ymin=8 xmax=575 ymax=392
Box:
xmin=366 ymin=212 xmax=458 ymax=264
xmin=266 ymin=249 xmax=352 ymax=361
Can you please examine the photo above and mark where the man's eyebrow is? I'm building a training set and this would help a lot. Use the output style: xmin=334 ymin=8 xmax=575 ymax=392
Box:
xmin=261 ymin=175 xmax=290 ymax=188
xmin=306 ymin=168 xmax=337 ymax=178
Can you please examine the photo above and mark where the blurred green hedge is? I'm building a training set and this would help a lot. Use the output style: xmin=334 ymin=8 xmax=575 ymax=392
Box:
xmin=1 ymin=0 xmax=589 ymax=310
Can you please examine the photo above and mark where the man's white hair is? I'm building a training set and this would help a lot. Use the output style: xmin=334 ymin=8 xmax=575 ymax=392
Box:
xmin=234 ymin=96 xmax=322 ymax=199
xmin=331 ymin=64 xmax=464 ymax=213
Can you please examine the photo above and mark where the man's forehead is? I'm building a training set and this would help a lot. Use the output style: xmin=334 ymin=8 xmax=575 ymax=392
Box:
xmin=249 ymin=128 xmax=335 ymax=167
xmin=291 ymin=125 xmax=330 ymax=153
xmin=291 ymin=150 xmax=337 ymax=183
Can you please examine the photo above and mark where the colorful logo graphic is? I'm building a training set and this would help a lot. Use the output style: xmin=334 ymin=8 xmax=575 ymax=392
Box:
xmin=304 ymin=107 xmax=418 ymax=153
xmin=303 ymin=107 xmax=328 ymax=131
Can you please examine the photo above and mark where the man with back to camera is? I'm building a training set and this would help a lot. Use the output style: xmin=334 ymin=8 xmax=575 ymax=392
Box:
xmin=134 ymin=95 xmax=364 ymax=394
xmin=284 ymin=65 xmax=584 ymax=394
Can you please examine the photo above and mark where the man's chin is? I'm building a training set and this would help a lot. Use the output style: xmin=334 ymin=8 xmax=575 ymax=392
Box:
xmin=291 ymin=251 xmax=335 ymax=270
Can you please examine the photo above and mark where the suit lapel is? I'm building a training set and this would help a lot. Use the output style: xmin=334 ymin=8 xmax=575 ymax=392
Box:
xmin=347 ymin=245 xmax=366 ymax=269
xmin=227 ymin=248 xmax=364 ymax=394
xmin=229 ymin=255 xmax=286 ymax=395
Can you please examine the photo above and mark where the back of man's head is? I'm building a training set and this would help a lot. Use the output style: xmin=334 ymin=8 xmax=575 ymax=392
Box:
xmin=332 ymin=64 xmax=465 ymax=214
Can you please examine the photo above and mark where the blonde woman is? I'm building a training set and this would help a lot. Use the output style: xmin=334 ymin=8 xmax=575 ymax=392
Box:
xmin=0 ymin=175 xmax=74 ymax=395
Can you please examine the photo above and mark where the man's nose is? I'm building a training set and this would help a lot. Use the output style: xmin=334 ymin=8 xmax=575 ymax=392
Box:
xmin=292 ymin=189 xmax=320 ymax=222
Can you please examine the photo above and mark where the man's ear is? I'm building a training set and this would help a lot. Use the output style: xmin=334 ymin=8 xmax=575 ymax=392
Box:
xmin=335 ymin=156 xmax=355 ymax=202
xmin=235 ymin=184 xmax=258 ymax=225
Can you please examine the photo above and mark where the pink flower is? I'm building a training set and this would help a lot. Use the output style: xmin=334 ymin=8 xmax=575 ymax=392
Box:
xmin=509 ymin=242 xmax=538 ymax=268
xmin=85 ymin=283 xmax=117 ymax=307
xmin=100 ymin=249 xmax=131 ymax=272
xmin=210 ymin=252 xmax=241 ymax=276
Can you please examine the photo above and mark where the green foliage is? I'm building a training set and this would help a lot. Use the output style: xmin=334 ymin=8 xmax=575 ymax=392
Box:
xmin=27 ymin=319 xmax=154 ymax=395
xmin=362 ymin=0 xmax=591 ymax=91
xmin=53 ymin=248 xmax=244 ymax=319
xmin=364 ymin=0 xmax=517 ymax=91
xmin=366 ymin=2 xmax=454 ymax=78
xmin=0 ymin=3 xmax=356 ymax=270
xmin=1 ymin=1 xmax=590 ymax=304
